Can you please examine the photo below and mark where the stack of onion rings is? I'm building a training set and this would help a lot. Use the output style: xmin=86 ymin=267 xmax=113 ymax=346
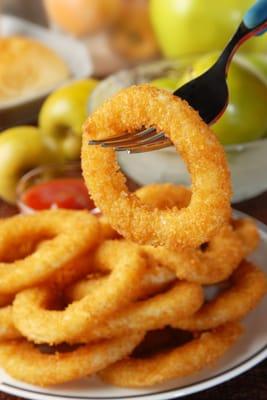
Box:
xmin=0 ymin=203 xmax=265 ymax=388
xmin=12 ymin=240 xmax=149 ymax=344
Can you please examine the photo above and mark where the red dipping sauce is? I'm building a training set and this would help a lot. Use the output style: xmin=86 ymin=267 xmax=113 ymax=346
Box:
xmin=21 ymin=178 xmax=95 ymax=211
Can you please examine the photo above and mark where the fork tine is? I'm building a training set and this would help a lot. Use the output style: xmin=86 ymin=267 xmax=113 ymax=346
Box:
xmin=115 ymin=132 xmax=165 ymax=151
xmin=88 ymin=132 xmax=133 ymax=145
xmin=88 ymin=127 xmax=156 ymax=145
xmin=102 ymin=128 xmax=158 ymax=148
xmin=129 ymin=138 xmax=172 ymax=154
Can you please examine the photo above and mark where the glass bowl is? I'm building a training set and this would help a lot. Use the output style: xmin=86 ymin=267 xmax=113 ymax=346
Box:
xmin=88 ymin=58 xmax=267 ymax=203
xmin=16 ymin=163 xmax=97 ymax=214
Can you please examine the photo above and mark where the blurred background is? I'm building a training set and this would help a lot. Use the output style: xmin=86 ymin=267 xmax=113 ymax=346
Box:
xmin=1 ymin=0 xmax=161 ymax=76
xmin=0 ymin=0 xmax=267 ymax=212
xmin=2 ymin=0 xmax=267 ymax=75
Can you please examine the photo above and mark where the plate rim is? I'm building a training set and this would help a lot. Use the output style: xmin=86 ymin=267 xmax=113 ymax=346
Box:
xmin=0 ymin=210 xmax=266 ymax=400
xmin=1 ymin=344 xmax=267 ymax=400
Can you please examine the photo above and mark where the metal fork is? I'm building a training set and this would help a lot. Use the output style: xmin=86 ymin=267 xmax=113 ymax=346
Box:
xmin=89 ymin=1 xmax=267 ymax=154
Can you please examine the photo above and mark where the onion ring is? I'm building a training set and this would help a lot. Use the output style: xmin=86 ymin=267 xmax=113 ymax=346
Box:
xmin=67 ymin=218 xmax=259 ymax=297
xmin=136 ymin=184 xmax=259 ymax=283
xmin=99 ymin=322 xmax=242 ymax=387
xmin=49 ymin=251 xmax=95 ymax=290
xmin=99 ymin=215 xmax=120 ymax=240
xmin=0 ymin=210 xmax=100 ymax=295
xmin=0 ymin=306 xmax=21 ymax=341
xmin=135 ymin=183 xmax=191 ymax=210
xmin=232 ymin=218 xmax=260 ymax=256
xmin=82 ymin=84 xmax=231 ymax=249
xmin=136 ymin=183 xmax=258 ymax=284
xmin=0 ymin=294 xmax=13 ymax=308
xmin=12 ymin=240 xmax=148 ymax=344
xmin=66 ymin=257 xmax=176 ymax=302
xmin=173 ymin=260 xmax=267 ymax=331
xmin=143 ymin=218 xmax=259 ymax=285
xmin=0 ymin=332 xmax=144 ymax=386
xmin=70 ymin=281 xmax=203 ymax=343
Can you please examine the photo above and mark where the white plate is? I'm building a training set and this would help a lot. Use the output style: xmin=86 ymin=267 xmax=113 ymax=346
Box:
xmin=0 ymin=210 xmax=266 ymax=400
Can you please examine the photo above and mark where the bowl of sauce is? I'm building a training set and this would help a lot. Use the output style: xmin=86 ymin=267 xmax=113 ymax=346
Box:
xmin=16 ymin=163 xmax=97 ymax=214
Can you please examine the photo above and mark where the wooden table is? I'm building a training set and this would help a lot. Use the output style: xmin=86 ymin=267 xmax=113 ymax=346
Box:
xmin=0 ymin=191 xmax=266 ymax=400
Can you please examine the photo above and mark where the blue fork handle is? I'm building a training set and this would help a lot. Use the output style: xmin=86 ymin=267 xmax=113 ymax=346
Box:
xmin=215 ymin=1 xmax=267 ymax=74
xmin=244 ymin=0 xmax=267 ymax=34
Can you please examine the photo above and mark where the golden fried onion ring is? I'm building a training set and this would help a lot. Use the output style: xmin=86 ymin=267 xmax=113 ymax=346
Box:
xmin=70 ymin=281 xmax=203 ymax=343
xmin=67 ymin=217 xmax=259 ymax=298
xmin=174 ymin=261 xmax=267 ymax=331
xmin=3 ymin=218 xmax=259 ymax=343
xmin=67 ymin=260 xmax=176 ymax=302
xmin=12 ymin=240 xmax=148 ymax=344
xmin=99 ymin=322 xmax=242 ymax=387
xmin=82 ymin=85 xmax=231 ymax=249
xmin=136 ymin=183 xmax=191 ymax=210
xmin=0 ymin=294 xmax=13 ymax=308
xmin=0 ymin=210 xmax=100 ymax=295
xmin=0 ymin=332 xmax=144 ymax=386
xmin=144 ymin=218 xmax=259 ymax=285
xmin=135 ymin=184 xmax=259 ymax=284
xmin=0 ymin=306 xmax=21 ymax=341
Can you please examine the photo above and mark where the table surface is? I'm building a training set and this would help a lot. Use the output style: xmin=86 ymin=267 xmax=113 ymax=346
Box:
xmin=0 ymin=191 xmax=266 ymax=400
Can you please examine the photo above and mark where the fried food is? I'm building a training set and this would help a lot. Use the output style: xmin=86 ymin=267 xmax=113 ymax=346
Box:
xmin=67 ymin=259 xmax=176 ymax=302
xmin=174 ymin=261 xmax=267 ymax=331
xmin=0 ymin=306 xmax=21 ymax=341
xmin=0 ymin=203 xmax=266 ymax=387
xmin=0 ymin=332 xmax=144 ymax=386
xmin=12 ymin=241 xmax=148 ymax=344
xmin=136 ymin=184 xmax=259 ymax=284
xmin=0 ymin=36 xmax=69 ymax=104
xmin=99 ymin=322 xmax=242 ymax=387
xmin=143 ymin=218 xmax=259 ymax=285
xmin=136 ymin=183 xmax=191 ymax=210
xmin=99 ymin=215 xmax=120 ymax=240
xmin=232 ymin=218 xmax=260 ymax=255
xmin=0 ymin=294 xmax=13 ymax=308
xmin=82 ymin=84 xmax=231 ymax=249
xmin=0 ymin=210 xmax=100 ymax=295
xmin=68 ymin=281 xmax=203 ymax=343
xmin=0 ymin=171 xmax=265 ymax=388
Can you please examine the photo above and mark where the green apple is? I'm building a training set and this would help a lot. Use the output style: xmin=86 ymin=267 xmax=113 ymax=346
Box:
xmin=241 ymin=53 xmax=267 ymax=82
xmin=150 ymin=77 xmax=179 ymax=91
xmin=242 ymin=54 xmax=267 ymax=138
xmin=39 ymin=79 xmax=98 ymax=162
xmin=0 ymin=126 xmax=49 ymax=203
xmin=149 ymin=0 xmax=267 ymax=59
xmin=175 ymin=53 xmax=267 ymax=145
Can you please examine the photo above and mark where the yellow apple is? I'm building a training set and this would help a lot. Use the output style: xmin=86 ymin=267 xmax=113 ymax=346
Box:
xmin=39 ymin=79 xmax=98 ymax=162
xmin=150 ymin=77 xmax=179 ymax=91
xmin=0 ymin=126 xmax=50 ymax=203
xmin=242 ymin=53 xmax=267 ymax=82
